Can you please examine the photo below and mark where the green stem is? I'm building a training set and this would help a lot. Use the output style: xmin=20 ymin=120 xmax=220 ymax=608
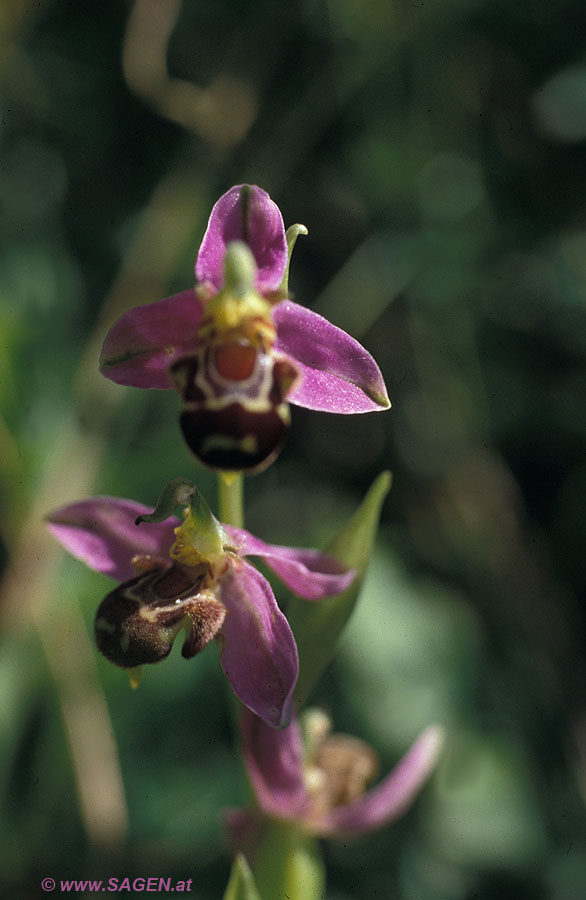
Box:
xmin=217 ymin=471 xmax=246 ymax=736
xmin=252 ymin=820 xmax=325 ymax=900
xmin=217 ymin=475 xmax=325 ymax=900
xmin=218 ymin=473 xmax=244 ymax=528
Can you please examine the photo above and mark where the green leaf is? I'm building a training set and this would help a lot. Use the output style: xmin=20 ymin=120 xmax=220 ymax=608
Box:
xmin=289 ymin=471 xmax=392 ymax=706
xmin=223 ymin=854 xmax=262 ymax=900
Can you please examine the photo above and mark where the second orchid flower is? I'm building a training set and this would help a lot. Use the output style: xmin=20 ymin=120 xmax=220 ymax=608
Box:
xmin=47 ymin=479 xmax=354 ymax=729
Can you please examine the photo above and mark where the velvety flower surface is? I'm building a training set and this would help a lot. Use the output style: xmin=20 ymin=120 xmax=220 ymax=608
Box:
xmin=236 ymin=708 xmax=444 ymax=837
xmin=47 ymin=496 xmax=354 ymax=729
xmin=100 ymin=184 xmax=390 ymax=414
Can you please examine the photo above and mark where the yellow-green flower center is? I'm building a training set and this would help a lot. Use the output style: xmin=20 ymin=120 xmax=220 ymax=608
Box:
xmin=170 ymin=505 xmax=230 ymax=575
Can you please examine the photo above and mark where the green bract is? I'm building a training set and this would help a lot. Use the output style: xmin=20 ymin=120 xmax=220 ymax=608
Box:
xmin=289 ymin=471 xmax=392 ymax=706
xmin=222 ymin=854 xmax=262 ymax=900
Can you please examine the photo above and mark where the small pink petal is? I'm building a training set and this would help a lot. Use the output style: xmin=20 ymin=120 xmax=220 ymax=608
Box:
xmin=196 ymin=185 xmax=288 ymax=294
xmin=100 ymin=290 xmax=203 ymax=389
xmin=322 ymin=725 xmax=445 ymax=837
xmin=226 ymin=527 xmax=355 ymax=601
xmin=240 ymin=707 xmax=308 ymax=820
xmin=47 ymin=498 xmax=178 ymax=582
xmin=273 ymin=301 xmax=390 ymax=413
xmin=217 ymin=562 xmax=298 ymax=729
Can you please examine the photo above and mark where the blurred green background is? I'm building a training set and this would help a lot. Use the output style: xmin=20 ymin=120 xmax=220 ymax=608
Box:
xmin=1 ymin=0 xmax=586 ymax=897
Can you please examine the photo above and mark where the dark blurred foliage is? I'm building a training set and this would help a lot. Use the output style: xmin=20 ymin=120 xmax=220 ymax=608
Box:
xmin=1 ymin=0 xmax=586 ymax=897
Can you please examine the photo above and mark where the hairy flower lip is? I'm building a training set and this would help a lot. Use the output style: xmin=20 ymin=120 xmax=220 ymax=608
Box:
xmin=46 ymin=495 xmax=354 ymax=729
xmin=99 ymin=185 xmax=390 ymax=414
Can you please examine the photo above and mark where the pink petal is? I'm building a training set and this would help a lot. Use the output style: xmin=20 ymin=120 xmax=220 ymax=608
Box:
xmin=196 ymin=185 xmax=288 ymax=294
xmin=47 ymin=497 xmax=178 ymax=582
xmin=322 ymin=725 xmax=445 ymax=837
xmin=99 ymin=290 xmax=203 ymax=388
xmin=217 ymin=562 xmax=299 ymax=729
xmin=225 ymin=527 xmax=355 ymax=601
xmin=273 ymin=301 xmax=390 ymax=413
xmin=240 ymin=707 xmax=308 ymax=820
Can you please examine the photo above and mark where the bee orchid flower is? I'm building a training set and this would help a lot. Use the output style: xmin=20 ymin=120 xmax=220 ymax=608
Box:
xmin=46 ymin=479 xmax=354 ymax=729
xmin=100 ymin=185 xmax=390 ymax=472
xmin=229 ymin=707 xmax=444 ymax=840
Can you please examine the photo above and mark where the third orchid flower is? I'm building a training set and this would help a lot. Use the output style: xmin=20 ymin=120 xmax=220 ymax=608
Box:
xmin=100 ymin=185 xmax=390 ymax=473
xmin=233 ymin=707 xmax=444 ymax=839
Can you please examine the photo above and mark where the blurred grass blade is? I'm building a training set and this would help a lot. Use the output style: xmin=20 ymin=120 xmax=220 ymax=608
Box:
xmin=223 ymin=853 xmax=262 ymax=900
xmin=289 ymin=471 xmax=392 ymax=706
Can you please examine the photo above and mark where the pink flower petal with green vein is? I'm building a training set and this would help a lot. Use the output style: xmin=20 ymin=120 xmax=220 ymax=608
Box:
xmin=323 ymin=725 xmax=445 ymax=836
xmin=46 ymin=497 xmax=178 ymax=582
xmin=273 ymin=301 xmax=390 ymax=413
xmin=225 ymin=526 xmax=355 ymax=600
xmin=196 ymin=185 xmax=287 ymax=293
xmin=99 ymin=290 xmax=203 ymax=388
xmin=240 ymin=707 xmax=308 ymax=819
xmin=218 ymin=563 xmax=298 ymax=729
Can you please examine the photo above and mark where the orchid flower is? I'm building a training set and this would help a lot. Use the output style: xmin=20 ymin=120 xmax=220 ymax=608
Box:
xmin=230 ymin=707 xmax=444 ymax=839
xmin=100 ymin=185 xmax=390 ymax=472
xmin=46 ymin=479 xmax=354 ymax=729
